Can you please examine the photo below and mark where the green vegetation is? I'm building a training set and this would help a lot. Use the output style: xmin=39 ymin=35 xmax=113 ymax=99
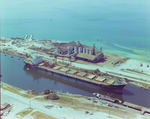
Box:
xmin=44 ymin=93 xmax=59 ymax=100
xmin=95 ymin=68 xmax=100 ymax=73
xmin=44 ymin=89 xmax=50 ymax=95
xmin=16 ymin=107 xmax=33 ymax=118
xmin=85 ymin=111 xmax=89 ymax=114
xmin=58 ymin=96 xmax=79 ymax=105
xmin=118 ymin=58 xmax=129 ymax=64
xmin=1 ymin=83 xmax=41 ymax=99
xmin=31 ymin=111 xmax=58 ymax=119
xmin=27 ymin=90 xmax=38 ymax=95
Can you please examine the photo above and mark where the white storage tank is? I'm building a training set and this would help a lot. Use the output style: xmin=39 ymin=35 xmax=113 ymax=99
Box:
xmin=68 ymin=46 xmax=73 ymax=55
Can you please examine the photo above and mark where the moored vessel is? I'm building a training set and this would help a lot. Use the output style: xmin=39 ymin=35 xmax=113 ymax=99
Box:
xmin=23 ymin=56 xmax=127 ymax=94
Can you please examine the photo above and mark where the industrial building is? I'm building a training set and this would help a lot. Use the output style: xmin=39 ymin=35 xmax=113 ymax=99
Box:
xmin=53 ymin=41 xmax=104 ymax=63
xmin=54 ymin=41 xmax=77 ymax=55
xmin=74 ymin=42 xmax=104 ymax=62
xmin=24 ymin=52 xmax=43 ymax=65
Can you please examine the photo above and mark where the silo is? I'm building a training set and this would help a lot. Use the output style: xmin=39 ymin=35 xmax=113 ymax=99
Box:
xmin=86 ymin=49 xmax=90 ymax=54
xmin=93 ymin=48 xmax=95 ymax=55
xmin=83 ymin=48 xmax=86 ymax=53
xmin=89 ymin=49 xmax=93 ymax=55
xmin=68 ymin=46 xmax=72 ymax=55
xmin=74 ymin=47 xmax=78 ymax=53
xmin=79 ymin=47 xmax=83 ymax=53
xmin=93 ymin=43 xmax=95 ymax=55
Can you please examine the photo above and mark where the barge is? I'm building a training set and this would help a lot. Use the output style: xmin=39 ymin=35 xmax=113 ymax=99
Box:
xmin=23 ymin=56 xmax=127 ymax=94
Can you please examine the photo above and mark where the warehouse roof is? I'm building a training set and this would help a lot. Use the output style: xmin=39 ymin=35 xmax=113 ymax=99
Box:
xmin=76 ymin=53 xmax=96 ymax=61
xmin=59 ymin=41 xmax=77 ymax=48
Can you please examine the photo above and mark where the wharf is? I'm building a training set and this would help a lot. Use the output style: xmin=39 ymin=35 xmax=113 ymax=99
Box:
xmin=94 ymin=93 xmax=150 ymax=115
xmin=123 ymin=101 xmax=150 ymax=115
xmin=93 ymin=93 xmax=122 ymax=103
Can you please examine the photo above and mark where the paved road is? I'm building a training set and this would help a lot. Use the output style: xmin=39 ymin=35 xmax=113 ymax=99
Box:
xmin=1 ymin=90 xmax=60 ymax=118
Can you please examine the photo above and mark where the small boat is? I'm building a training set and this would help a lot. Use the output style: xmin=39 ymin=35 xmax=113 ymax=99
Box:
xmin=93 ymin=93 xmax=122 ymax=103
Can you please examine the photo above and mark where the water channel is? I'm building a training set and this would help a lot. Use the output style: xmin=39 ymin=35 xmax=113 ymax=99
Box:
xmin=0 ymin=53 xmax=150 ymax=108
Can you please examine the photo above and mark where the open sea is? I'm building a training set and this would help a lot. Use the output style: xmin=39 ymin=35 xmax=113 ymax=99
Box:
xmin=1 ymin=0 xmax=150 ymax=107
xmin=1 ymin=0 xmax=150 ymax=61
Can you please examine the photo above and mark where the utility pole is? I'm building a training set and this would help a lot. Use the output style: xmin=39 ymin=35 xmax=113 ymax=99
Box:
xmin=125 ymin=101 xmax=128 ymax=119
xmin=109 ymin=108 xmax=111 ymax=118
xmin=29 ymin=100 xmax=31 ymax=108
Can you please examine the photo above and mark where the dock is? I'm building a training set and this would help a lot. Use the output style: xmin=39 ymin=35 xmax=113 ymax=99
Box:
xmin=123 ymin=102 xmax=150 ymax=115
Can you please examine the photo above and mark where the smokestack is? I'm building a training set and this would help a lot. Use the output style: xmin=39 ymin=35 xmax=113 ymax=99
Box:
xmin=93 ymin=43 xmax=95 ymax=55
xmin=100 ymin=47 xmax=102 ymax=52
xmin=93 ymin=43 xmax=95 ymax=49
xmin=24 ymin=34 xmax=28 ymax=40
xmin=78 ymin=41 xmax=80 ymax=46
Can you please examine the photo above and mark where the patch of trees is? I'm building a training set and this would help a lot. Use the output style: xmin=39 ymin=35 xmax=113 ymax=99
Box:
xmin=44 ymin=89 xmax=54 ymax=95
xmin=44 ymin=93 xmax=60 ymax=100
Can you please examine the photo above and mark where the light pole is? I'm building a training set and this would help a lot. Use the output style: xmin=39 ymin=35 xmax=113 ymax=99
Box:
xmin=29 ymin=100 xmax=31 ymax=108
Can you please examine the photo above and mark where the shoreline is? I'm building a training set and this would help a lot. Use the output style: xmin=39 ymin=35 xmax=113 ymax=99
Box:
xmin=1 ymin=37 xmax=150 ymax=118
xmin=1 ymin=38 xmax=150 ymax=91
xmin=1 ymin=81 xmax=150 ymax=119
xmin=1 ymin=37 xmax=150 ymax=63
xmin=1 ymin=50 xmax=150 ymax=92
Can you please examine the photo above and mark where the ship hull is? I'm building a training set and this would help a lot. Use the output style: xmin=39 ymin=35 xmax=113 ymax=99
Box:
xmin=24 ymin=63 xmax=126 ymax=94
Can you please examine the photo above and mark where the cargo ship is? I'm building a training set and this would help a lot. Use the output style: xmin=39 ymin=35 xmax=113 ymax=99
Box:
xmin=23 ymin=55 xmax=127 ymax=94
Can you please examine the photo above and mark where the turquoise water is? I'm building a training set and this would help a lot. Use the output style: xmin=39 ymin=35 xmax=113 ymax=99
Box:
xmin=1 ymin=0 xmax=150 ymax=60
